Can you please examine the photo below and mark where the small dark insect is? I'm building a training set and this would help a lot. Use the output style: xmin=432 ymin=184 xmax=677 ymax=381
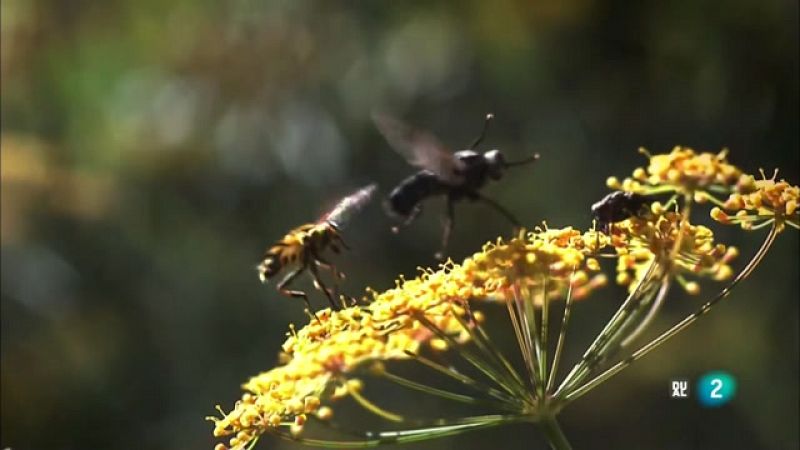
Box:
xmin=374 ymin=112 xmax=538 ymax=259
xmin=590 ymin=191 xmax=652 ymax=233
xmin=257 ymin=184 xmax=377 ymax=312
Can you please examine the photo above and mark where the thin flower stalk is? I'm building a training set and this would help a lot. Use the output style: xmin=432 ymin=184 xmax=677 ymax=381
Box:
xmin=564 ymin=223 xmax=779 ymax=403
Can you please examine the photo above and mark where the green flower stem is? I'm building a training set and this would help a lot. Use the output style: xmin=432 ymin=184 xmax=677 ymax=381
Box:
xmin=276 ymin=414 xmax=528 ymax=448
xmin=555 ymin=259 xmax=661 ymax=395
xmin=518 ymin=284 xmax=544 ymax=388
xmin=539 ymin=275 xmax=550 ymax=397
xmin=349 ymin=385 xmax=404 ymax=422
xmin=538 ymin=415 xmax=572 ymax=450
xmin=547 ymin=273 xmax=575 ymax=393
xmin=450 ymin=308 xmax=528 ymax=397
xmin=506 ymin=287 xmax=540 ymax=391
xmin=415 ymin=314 xmax=524 ymax=399
xmin=563 ymin=224 xmax=778 ymax=403
xmin=404 ymin=350 xmax=522 ymax=405
xmin=559 ymin=196 xmax=695 ymax=397
xmin=381 ymin=370 xmax=520 ymax=412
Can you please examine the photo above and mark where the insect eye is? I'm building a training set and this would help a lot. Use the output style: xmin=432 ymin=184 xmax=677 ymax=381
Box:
xmin=485 ymin=149 xmax=504 ymax=165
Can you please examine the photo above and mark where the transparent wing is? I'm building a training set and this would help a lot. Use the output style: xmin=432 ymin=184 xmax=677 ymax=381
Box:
xmin=372 ymin=112 xmax=465 ymax=184
xmin=324 ymin=184 xmax=378 ymax=228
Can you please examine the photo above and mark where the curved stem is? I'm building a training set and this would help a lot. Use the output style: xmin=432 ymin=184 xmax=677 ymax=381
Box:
xmin=555 ymin=259 xmax=661 ymax=396
xmin=617 ymin=198 xmax=690 ymax=348
xmin=620 ymin=268 xmax=672 ymax=347
xmin=246 ymin=437 xmax=260 ymax=450
xmin=558 ymin=196 xmax=695 ymax=396
xmin=564 ymin=224 xmax=778 ymax=403
xmin=350 ymin=387 xmax=404 ymax=422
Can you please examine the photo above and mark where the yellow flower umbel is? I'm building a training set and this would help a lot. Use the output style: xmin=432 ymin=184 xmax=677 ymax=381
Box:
xmin=211 ymin=148 xmax=797 ymax=450
xmin=599 ymin=147 xmax=743 ymax=295
xmin=208 ymin=303 xmax=466 ymax=449
xmin=613 ymin=212 xmax=737 ymax=294
xmin=210 ymin=227 xmax=610 ymax=449
xmin=209 ymin=365 xmax=329 ymax=450
xmin=608 ymin=146 xmax=742 ymax=195
xmin=464 ymin=227 xmax=608 ymax=303
xmin=711 ymin=170 xmax=800 ymax=232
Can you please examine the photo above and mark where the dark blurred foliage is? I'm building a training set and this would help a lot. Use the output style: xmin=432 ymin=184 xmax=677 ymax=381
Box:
xmin=1 ymin=1 xmax=797 ymax=449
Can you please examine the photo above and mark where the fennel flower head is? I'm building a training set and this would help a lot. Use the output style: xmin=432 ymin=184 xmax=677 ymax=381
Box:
xmin=210 ymin=147 xmax=798 ymax=450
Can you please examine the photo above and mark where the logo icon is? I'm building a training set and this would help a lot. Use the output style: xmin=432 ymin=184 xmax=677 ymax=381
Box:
xmin=697 ymin=371 xmax=737 ymax=407
xmin=669 ymin=378 xmax=690 ymax=398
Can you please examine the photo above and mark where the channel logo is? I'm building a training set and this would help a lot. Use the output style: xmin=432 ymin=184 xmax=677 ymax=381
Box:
xmin=669 ymin=371 xmax=737 ymax=407
xmin=696 ymin=371 xmax=736 ymax=407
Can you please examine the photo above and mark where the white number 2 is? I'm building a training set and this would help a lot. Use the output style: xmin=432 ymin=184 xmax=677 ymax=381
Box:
xmin=710 ymin=378 xmax=723 ymax=398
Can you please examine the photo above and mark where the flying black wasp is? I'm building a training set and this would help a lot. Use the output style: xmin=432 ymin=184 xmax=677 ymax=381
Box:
xmin=590 ymin=191 xmax=659 ymax=233
xmin=373 ymin=112 xmax=539 ymax=259
xmin=257 ymin=184 xmax=377 ymax=312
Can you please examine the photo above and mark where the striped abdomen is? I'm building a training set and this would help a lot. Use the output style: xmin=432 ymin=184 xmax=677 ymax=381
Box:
xmin=257 ymin=223 xmax=339 ymax=282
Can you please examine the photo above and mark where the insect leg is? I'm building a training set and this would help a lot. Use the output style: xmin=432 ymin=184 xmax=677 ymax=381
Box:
xmin=476 ymin=193 xmax=522 ymax=228
xmin=334 ymin=233 xmax=350 ymax=251
xmin=313 ymin=259 xmax=354 ymax=306
xmin=276 ymin=267 xmax=313 ymax=314
xmin=434 ymin=198 xmax=456 ymax=260
xmin=391 ymin=205 xmax=423 ymax=234
xmin=314 ymin=255 xmax=345 ymax=280
xmin=309 ymin=263 xmax=341 ymax=310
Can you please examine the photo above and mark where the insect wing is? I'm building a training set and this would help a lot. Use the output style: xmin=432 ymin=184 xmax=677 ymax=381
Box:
xmin=372 ymin=112 xmax=465 ymax=184
xmin=324 ymin=184 xmax=378 ymax=228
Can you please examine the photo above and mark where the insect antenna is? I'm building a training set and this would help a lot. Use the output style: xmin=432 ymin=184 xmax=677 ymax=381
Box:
xmin=504 ymin=153 xmax=540 ymax=167
xmin=469 ymin=113 xmax=495 ymax=149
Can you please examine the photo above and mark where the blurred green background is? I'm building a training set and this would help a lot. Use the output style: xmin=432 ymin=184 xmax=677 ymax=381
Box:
xmin=1 ymin=1 xmax=797 ymax=449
